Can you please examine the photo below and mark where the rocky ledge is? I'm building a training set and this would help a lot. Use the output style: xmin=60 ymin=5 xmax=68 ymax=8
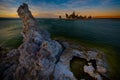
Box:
xmin=0 ymin=3 xmax=109 ymax=80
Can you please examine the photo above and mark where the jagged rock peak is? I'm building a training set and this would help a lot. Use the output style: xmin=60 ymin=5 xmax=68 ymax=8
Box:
xmin=17 ymin=3 xmax=35 ymax=26
xmin=17 ymin=3 xmax=36 ymax=27
xmin=17 ymin=3 xmax=51 ymax=43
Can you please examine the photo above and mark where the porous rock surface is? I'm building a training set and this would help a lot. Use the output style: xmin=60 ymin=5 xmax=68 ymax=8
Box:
xmin=0 ymin=3 xmax=108 ymax=80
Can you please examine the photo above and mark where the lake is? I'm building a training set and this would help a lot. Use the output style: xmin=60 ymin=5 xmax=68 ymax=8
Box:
xmin=1 ymin=18 xmax=120 ymax=48
xmin=39 ymin=19 xmax=120 ymax=48
xmin=0 ymin=18 xmax=120 ymax=79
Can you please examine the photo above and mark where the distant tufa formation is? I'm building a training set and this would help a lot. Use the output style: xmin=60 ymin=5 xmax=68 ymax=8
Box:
xmin=59 ymin=11 xmax=92 ymax=19
xmin=0 ymin=3 xmax=109 ymax=80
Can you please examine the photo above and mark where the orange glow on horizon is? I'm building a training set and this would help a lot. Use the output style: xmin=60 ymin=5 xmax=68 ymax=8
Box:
xmin=23 ymin=9 xmax=120 ymax=18
xmin=0 ymin=9 xmax=120 ymax=18
xmin=0 ymin=13 xmax=19 ymax=18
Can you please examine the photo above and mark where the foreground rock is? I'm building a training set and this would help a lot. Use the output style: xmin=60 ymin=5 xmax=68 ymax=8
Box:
xmin=0 ymin=3 xmax=109 ymax=80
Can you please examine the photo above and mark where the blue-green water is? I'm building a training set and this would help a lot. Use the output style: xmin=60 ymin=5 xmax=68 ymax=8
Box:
xmin=0 ymin=18 xmax=120 ymax=79
xmin=38 ymin=19 xmax=120 ymax=48
xmin=0 ymin=18 xmax=120 ymax=48
xmin=0 ymin=19 xmax=23 ymax=48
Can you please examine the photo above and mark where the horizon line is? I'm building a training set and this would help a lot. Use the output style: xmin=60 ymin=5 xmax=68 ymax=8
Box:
xmin=0 ymin=17 xmax=120 ymax=19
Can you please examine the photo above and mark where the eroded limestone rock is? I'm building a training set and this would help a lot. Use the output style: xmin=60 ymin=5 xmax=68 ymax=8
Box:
xmin=0 ymin=3 xmax=109 ymax=80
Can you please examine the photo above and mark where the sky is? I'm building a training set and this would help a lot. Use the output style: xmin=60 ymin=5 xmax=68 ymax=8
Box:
xmin=0 ymin=0 xmax=120 ymax=18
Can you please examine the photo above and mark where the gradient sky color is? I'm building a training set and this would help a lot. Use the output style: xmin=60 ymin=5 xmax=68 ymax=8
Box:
xmin=0 ymin=0 xmax=120 ymax=18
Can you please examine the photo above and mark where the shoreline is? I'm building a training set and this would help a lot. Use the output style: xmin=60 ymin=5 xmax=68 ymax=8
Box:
xmin=1 ymin=35 xmax=119 ymax=79
xmin=51 ymin=36 xmax=120 ymax=79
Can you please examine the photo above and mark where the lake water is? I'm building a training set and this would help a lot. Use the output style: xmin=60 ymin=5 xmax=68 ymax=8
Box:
xmin=0 ymin=18 xmax=120 ymax=48
xmin=0 ymin=18 xmax=120 ymax=79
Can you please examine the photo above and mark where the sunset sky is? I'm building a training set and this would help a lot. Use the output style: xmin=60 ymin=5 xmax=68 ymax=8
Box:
xmin=0 ymin=0 xmax=120 ymax=18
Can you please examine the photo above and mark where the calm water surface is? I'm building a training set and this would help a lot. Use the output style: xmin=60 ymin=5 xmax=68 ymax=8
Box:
xmin=0 ymin=18 xmax=120 ymax=48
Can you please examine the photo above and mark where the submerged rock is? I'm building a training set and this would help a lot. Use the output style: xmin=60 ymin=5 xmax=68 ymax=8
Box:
xmin=0 ymin=3 xmax=109 ymax=80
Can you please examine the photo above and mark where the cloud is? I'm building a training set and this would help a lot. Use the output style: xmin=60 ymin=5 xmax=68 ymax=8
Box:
xmin=0 ymin=0 xmax=19 ymax=17
xmin=101 ymin=0 xmax=111 ymax=5
xmin=0 ymin=0 xmax=120 ymax=18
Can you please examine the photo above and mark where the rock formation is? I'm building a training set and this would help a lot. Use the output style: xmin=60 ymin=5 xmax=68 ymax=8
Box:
xmin=0 ymin=3 xmax=109 ymax=80
xmin=65 ymin=12 xmax=92 ymax=19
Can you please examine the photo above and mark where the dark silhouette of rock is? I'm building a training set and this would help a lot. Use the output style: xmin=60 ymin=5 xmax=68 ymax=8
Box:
xmin=65 ymin=13 xmax=69 ymax=19
xmin=0 ymin=3 xmax=108 ymax=80
xmin=64 ymin=11 xmax=92 ymax=20
xmin=88 ymin=16 xmax=92 ymax=19
xmin=59 ymin=16 xmax=62 ymax=19
xmin=71 ymin=11 xmax=76 ymax=19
